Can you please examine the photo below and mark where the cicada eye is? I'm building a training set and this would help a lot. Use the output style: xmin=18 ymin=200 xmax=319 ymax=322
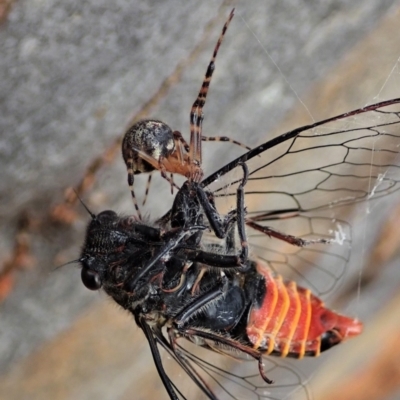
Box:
xmin=97 ymin=210 xmax=118 ymax=221
xmin=81 ymin=268 xmax=102 ymax=290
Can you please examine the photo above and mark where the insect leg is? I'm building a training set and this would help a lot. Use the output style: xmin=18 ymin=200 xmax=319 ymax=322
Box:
xmin=236 ymin=162 xmax=249 ymax=264
xmin=157 ymin=328 xmax=218 ymax=399
xmin=125 ymin=225 xmax=205 ymax=292
xmin=161 ymin=262 xmax=191 ymax=293
xmin=225 ymin=222 xmax=236 ymax=254
xmin=195 ymin=185 xmax=230 ymax=239
xmin=136 ymin=317 xmax=180 ymax=400
xmin=246 ymin=220 xmax=331 ymax=247
xmin=194 ymin=163 xmax=249 ymax=264
xmin=182 ymin=327 xmax=274 ymax=384
xmin=175 ymin=273 xmax=229 ymax=327
xmin=189 ymin=9 xmax=234 ymax=166
xmin=185 ymin=248 xmax=242 ymax=268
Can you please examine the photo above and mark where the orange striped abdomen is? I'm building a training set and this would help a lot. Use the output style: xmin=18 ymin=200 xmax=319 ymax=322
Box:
xmin=246 ymin=261 xmax=362 ymax=358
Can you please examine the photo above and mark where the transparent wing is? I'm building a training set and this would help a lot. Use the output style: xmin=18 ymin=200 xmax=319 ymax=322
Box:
xmin=202 ymin=98 xmax=400 ymax=297
xmin=155 ymin=329 xmax=311 ymax=400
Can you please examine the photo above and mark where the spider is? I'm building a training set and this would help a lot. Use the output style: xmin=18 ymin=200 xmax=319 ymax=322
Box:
xmin=121 ymin=9 xmax=253 ymax=219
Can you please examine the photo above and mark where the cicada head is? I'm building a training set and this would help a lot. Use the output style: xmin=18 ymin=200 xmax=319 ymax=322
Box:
xmin=79 ymin=210 xmax=131 ymax=291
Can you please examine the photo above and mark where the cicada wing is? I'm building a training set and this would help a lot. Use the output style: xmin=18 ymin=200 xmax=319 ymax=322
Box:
xmin=155 ymin=330 xmax=312 ymax=400
xmin=204 ymin=99 xmax=400 ymax=297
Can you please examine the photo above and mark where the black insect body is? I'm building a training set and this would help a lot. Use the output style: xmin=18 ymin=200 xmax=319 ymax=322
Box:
xmin=80 ymin=162 xmax=364 ymax=400
xmin=79 ymin=214 xmax=360 ymax=400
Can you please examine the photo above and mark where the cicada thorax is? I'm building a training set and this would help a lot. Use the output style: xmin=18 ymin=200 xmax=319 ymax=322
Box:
xmin=246 ymin=261 xmax=363 ymax=358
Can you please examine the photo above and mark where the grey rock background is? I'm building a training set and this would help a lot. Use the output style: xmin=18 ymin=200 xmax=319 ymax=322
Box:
xmin=1 ymin=0 xmax=400 ymax=399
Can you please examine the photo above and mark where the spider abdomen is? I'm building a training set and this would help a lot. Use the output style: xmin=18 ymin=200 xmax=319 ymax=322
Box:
xmin=122 ymin=119 xmax=175 ymax=174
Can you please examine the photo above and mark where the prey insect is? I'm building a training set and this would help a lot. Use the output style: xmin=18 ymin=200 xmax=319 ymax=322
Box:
xmin=79 ymin=166 xmax=361 ymax=400
xmin=76 ymin=8 xmax=400 ymax=400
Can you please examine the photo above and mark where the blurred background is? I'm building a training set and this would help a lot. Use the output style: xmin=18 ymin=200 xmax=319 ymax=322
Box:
xmin=1 ymin=0 xmax=400 ymax=399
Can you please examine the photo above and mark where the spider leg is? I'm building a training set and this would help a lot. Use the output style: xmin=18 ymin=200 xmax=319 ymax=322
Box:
xmin=189 ymin=9 xmax=234 ymax=168
xmin=173 ymin=130 xmax=190 ymax=156
xmin=170 ymin=173 xmax=174 ymax=195
xmin=201 ymin=135 xmax=252 ymax=151
xmin=142 ymin=172 xmax=153 ymax=206
xmin=125 ymin=152 xmax=143 ymax=219
xmin=156 ymin=156 xmax=181 ymax=191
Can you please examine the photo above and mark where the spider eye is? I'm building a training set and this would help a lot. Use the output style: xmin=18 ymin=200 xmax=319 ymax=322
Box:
xmin=81 ymin=268 xmax=102 ymax=290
